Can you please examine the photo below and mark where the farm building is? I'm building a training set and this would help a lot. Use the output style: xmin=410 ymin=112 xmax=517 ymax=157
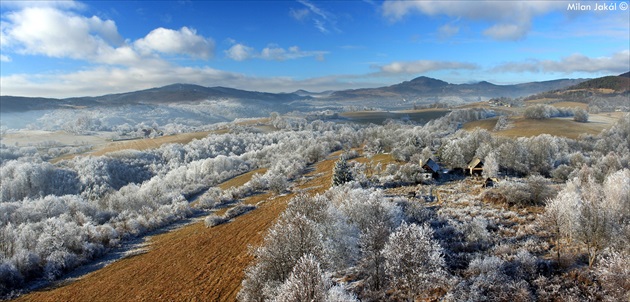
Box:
xmin=420 ymin=158 xmax=440 ymax=179
xmin=467 ymin=158 xmax=484 ymax=176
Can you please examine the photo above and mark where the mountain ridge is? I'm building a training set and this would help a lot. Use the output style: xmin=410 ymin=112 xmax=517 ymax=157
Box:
xmin=0 ymin=76 xmax=595 ymax=112
xmin=330 ymin=76 xmax=587 ymax=100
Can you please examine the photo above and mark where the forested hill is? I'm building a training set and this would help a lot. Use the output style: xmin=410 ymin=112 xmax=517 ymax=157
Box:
xmin=0 ymin=84 xmax=309 ymax=113
xmin=568 ymin=74 xmax=630 ymax=92
xmin=524 ymin=74 xmax=630 ymax=105
xmin=330 ymin=76 xmax=587 ymax=100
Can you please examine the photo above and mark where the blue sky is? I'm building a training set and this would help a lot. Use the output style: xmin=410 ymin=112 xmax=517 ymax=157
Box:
xmin=1 ymin=0 xmax=629 ymax=97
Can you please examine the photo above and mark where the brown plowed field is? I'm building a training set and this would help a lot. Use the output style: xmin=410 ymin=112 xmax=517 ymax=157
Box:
xmin=14 ymin=152 xmax=343 ymax=302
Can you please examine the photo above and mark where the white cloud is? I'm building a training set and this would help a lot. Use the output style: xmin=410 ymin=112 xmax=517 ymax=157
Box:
xmin=2 ymin=7 xmax=124 ymax=60
xmin=382 ymin=0 xmax=565 ymax=40
xmin=0 ymin=64 xmax=376 ymax=98
xmin=134 ymin=27 xmax=214 ymax=59
xmin=0 ymin=0 xmax=86 ymax=10
xmin=225 ymin=42 xmax=327 ymax=61
xmin=294 ymin=0 xmax=340 ymax=33
xmin=492 ymin=50 xmax=630 ymax=74
xmin=260 ymin=45 xmax=326 ymax=61
xmin=225 ymin=43 xmax=255 ymax=61
xmin=379 ymin=60 xmax=479 ymax=74
xmin=483 ymin=23 xmax=529 ymax=41
xmin=289 ymin=7 xmax=310 ymax=21
xmin=0 ymin=54 xmax=10 ymax=62
xmin=1 ymin=5 xmax=214 ymax=67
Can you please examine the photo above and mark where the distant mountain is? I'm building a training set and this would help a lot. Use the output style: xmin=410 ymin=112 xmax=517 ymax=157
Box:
xmin=1 ymin=84 xmax=309 ymax=113
xmin=1 ymin=76 xmax=592 ymax=113
xmin=79 ymin=83 xmax=308 ymax=105
xmin=330 ymin=76 xmax=587 ymax=100
xmin=618 ymin=71 xmax=630 ymax=78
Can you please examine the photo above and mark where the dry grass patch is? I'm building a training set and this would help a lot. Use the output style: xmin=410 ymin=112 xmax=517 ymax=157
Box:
xmin=92 ymin=131 xmax=216 ymax=155
xmin=495 ymin=117 xmax=615 ymax=139
xmin=51 ymin=131 xmax=216 ymax=163
xmin=525 ymin=98 xmax=560 ymax=104
xmin=462 ymin=118 xmax=499 ymax=131
xmin=551 ymin=102 xmax=588 ymax=109
xmin=218 ymin=168 xmax=268 ymax=190
xmin=340 ymin=109 xmax=450 ymax=124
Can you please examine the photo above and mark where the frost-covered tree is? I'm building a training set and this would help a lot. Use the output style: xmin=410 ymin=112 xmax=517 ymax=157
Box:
xmin=542 ymin=186 xmax=578 ymax=262
xmin=238 ymin=212 xmax=323 ymax=301
xmin=544 ymin=169 xmax=629 ymax=267
xmin=573 ymin=108 xmax=589 ymax=123
xmin=482 ymin=152 xmax=499 ymax=179
xmin=383 ymin=222 xmax=447 ymax=300
xmin=332 ymin=156 xmax=353 ymax=186
xmin=274 ymin=254 xmax=329 ymax=302
xmin=526 ymin=174 xmax=555 ymax=205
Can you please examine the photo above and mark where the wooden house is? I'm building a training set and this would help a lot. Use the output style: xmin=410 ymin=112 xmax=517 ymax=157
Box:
xmin=421 ymin=158 xmax=440 ymax=179
xmin=467 ymin=158 xmax=484 ymax=176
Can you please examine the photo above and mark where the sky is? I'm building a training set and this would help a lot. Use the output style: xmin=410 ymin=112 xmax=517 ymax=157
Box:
xmin=0 ymin=0 xmax=629 ymax=98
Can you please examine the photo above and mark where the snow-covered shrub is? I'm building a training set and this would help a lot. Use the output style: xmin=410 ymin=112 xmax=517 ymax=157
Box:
xmin=448 ymin=255 xmax=533 ymax=302
xmin=326 ymin=285 xmax=359 ymax=302
xmin=573 ymin=108 xmax=589 ymax=123
xmin=268 ymin=174 xmax=288 ymax=194
xmin=595 ymin=250 xmax=630 ymax=301
xmin=204 ymin=215 xmax=227 ymax=227
xmin=224 ymin=204 xmax=256 ymax=220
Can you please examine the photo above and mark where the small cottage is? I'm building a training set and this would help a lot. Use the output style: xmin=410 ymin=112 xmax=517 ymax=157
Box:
xmin=467 ymin=158 xmax=484 ymax=176
xmin=421 ymin=158 xmax=440 ymax=179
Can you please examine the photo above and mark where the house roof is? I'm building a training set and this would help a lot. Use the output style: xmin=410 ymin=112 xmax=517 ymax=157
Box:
xmin=467 ymin=158 xmax=483 ymax=169
xmin=422 ymin=158 xmax=440 ymax=172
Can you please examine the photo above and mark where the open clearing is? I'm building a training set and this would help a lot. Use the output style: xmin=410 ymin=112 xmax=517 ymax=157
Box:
xmin=87 ymin=131 xmax=216 ymax=156
xmin=14 ymin=151 xmax=383 ymax=302
xmin=551 ymin=101 xmax=588 ymax=109
xmin=340 ymin=109 xmax=450 ymax=125
xmin=462 ymin=112 xmax=624 ymax=139
xmin=1 ymin=130 xmax=108 ymax=148
xmin=462 ymin=117 xmax=499 ymax=132
xmin=496 ymin=113 xmax=622 ymax=139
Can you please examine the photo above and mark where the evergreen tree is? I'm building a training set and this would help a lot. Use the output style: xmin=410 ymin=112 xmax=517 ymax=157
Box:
xmin=332 ymin=156 xmax=353 ymax=186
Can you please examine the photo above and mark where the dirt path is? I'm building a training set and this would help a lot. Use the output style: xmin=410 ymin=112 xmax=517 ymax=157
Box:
xmin=14 ymin=153 xmax=339 ymax=302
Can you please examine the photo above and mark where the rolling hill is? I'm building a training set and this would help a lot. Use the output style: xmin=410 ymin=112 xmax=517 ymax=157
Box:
xmin=1 ymin=76 xmax=591 ymax=113
xmin=568 ymin=74 xmax=630 ymax=92
xmin=330 ymin=76 xmax=587 ymax=100
xmin=0 ymin=84 xmax=309 ymax=113
xmin=524 ymin=73 xmax=630 ymax=105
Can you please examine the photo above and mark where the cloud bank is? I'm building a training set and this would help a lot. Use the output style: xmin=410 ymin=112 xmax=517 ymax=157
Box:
xmin=1 ymin=6 xmax=214 ymax=65
xmin=378 ymin=60 xmax=479 ymax=74
xmin=492 ymin=50 xmax=630 ymax=74
xmin=382 ymin=0 xmax=564 ymax=40
xmin=225 ymin=43 xmax=327 ymax=61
